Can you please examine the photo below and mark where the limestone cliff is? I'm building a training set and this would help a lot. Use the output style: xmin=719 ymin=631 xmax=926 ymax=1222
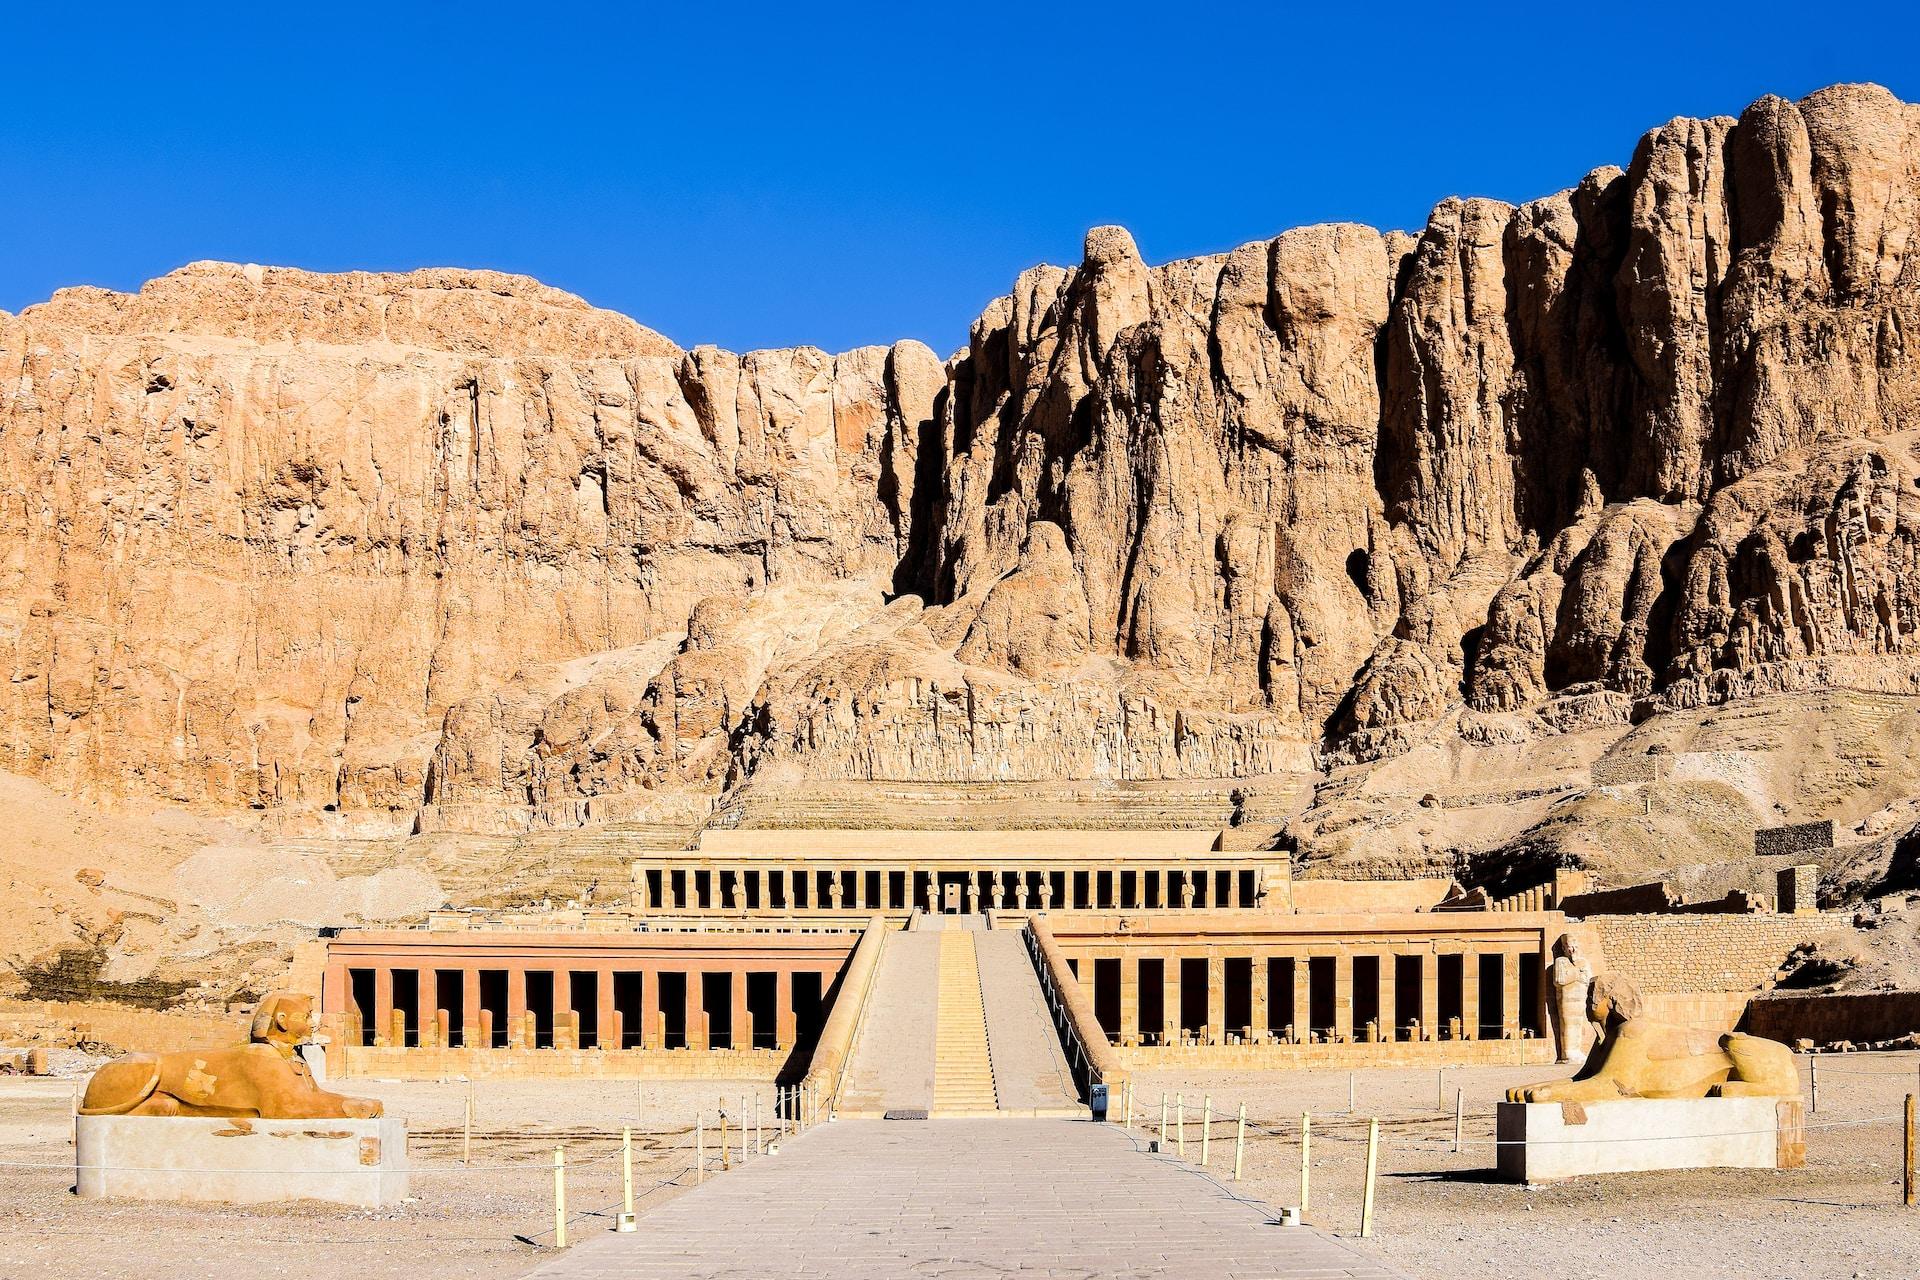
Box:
xmin=6 ymin=83 xmax=1920 ymax=845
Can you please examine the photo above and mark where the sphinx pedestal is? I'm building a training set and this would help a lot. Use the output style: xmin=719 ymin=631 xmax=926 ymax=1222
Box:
xmin=76 ymin=1115 xmax=409 ymax=1207
xmin=1496 ymin=1097 xmax=1804 ymax=1183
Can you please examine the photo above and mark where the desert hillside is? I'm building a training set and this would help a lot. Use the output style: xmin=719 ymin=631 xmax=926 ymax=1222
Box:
xmin=7 ymin=83 xmax=1920 ymax=1000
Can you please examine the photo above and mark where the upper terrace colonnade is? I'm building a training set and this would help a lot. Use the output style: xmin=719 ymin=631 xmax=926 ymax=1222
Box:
xmin=631 ymin=830 xmax=1290 ymax=916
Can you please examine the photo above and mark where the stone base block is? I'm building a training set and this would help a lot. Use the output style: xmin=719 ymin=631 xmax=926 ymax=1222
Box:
xmin=1496 ymin=1097 xmax=1804 ymax=1183
xmin=76 ymin=1116 xmax=409 ymax=1207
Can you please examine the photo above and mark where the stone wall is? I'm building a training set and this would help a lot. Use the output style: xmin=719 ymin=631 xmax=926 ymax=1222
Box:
xmin=1754 ymin=821 xmax=1835 ymax=858
xmin=1588 ymin=915 xmax=1831 ymax=1034
xmin=1746 ymin=992 xmax=1920 ymax=1046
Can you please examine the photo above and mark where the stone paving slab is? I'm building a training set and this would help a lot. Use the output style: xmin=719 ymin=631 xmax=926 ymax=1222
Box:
xmin=527 ymin=1119 xmax=1406 ymax=1279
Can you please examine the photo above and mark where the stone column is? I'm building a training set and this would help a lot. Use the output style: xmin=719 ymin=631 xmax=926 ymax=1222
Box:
xmin=507 ymin=967 xmax=527 ymax=1048
xmin=1291 ymin=955 xmax=1311 ymax=1042
xmin=373 ymin=968 xmax=394 ymax=1048
xmin=828 ymin=872 xmax=844 ymax=910
xmin=1249 ymin=955 xmax=1268 ymax=1041
xmin=1378 ymin=952 xmax=1397 ymax=1043
xmin=1460 ymin=953 xmax=1480 ymax=1041
xmin=1180 ymin=871 xmax=1196 ymax=908
xmin=776 ymin=968 xmax=796 ymax=1048
xmin=1501 ymin=951 xmax=1521 ymax=1040
xmin=1205 ymin=952 xmax=1225 ymax=1045
xmin=1332 ymin=954 xmax=1353 ymax=1042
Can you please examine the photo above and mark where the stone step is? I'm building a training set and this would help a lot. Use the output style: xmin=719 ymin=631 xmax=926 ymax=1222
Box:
xmin=932 ymin=932 xmax=998 ymax=1115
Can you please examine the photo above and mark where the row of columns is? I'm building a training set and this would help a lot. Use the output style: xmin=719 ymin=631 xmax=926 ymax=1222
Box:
xmin=336 ymin=964 xmax=818 ymax=1052
xmin=1084 ymin=948 xmax=1540 ymax=1047
xmin=633 ymin=865 xmax=1267 ymax=912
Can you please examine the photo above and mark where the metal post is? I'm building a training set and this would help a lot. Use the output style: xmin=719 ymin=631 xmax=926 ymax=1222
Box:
xmin=622 ymin=1126 xmax=634 ymax=1216
xmin=755 ymin=1093 xmax=762 ymax=1155
xmin=1906 ymin=1093 xmax=1916 ymax=1208
xmin=1347 ymin=1071 xmax=1356 ymax=1113
xmin=1233 ymin=1103 xmax=1247 ymax=1181
xmin=1811 ymin=1054 xmax=1820 ymax=1114
xmin=1202 ymin=1095 xmax=1213 ymax=1166
xmin=463 ymin=1094 xmax=472 ymax=1165
xmin=553 ymin=1147 xmax=568 ymax=1249
xmin=721 ymin=1110 xmax=731 ymax=1171
xmin=1300 ymin=1112 xmax=1311 ymax=1217
xmin=1453 ymin=1088 xmax=1464 ymax=1154
xmin=1436 ymin=1068 xmax=1444 ymax=1111
xmin=696 ymin=1115 xmax=705 ymax=1184
xmin=1360 ymin=1117 xmax=1379 ymax=1238
xmin=1160 ymin=1093 xmax=1168 ymax=1147
xmin=1177 ymin=1094 xmax=1186 ymax=1160
xmin=740 ymin=1095 xmax=748 ymax=1164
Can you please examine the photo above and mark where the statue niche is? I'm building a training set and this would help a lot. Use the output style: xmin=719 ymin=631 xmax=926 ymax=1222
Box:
xmin=80 ymin=992 xmax=383 ymax=1119
xmin=1506 ymin=975 xmax=1800 ymax=1104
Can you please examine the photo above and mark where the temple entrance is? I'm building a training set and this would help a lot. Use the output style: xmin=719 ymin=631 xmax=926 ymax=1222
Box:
xmin=941 ymin=879 xmax=963 ymax=913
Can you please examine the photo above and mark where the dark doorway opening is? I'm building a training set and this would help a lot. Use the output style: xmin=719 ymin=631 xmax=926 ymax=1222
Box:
xmin=658 ymin=971 xmax=687 ymax=1049
xmin=1179 ymin=957 xmax=1207 ymax=1037
xmin=614 ymin=972 xmax=643 ymax=1048
xmin=349 ymin=969 xmax=375 ymax=1047
xmin=747 ymin=972 xmax=777 ymax=1049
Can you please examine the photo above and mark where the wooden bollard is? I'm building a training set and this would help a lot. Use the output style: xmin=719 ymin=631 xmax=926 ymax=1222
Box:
xmin=553 ymin=1147 xmax=568 ymax=1249
xmin=696 ymin=1115 xmax=705 ymax=1184
xmin=1176 ymin=1094 xmax=1186 ymax=1159
xmin=1360 ymin=1117 xmax=1379 ymax=1238
xmin=1201 ymin=1095 xmax=1213 ymax=1166
xmin=721 ymin=1110 xmax=730 ymax=1170
xmin=1233 ymin=1102 xmax=1246 ymax=1181
xmin=1160 ymin=1093 xmax=1169 ymax=1146
xmin=1300 ymin=1112 xmax=1312 ymax=1217
xmin=1453 ymin=1088 xmax=1464 ymax=1153
xmin=463 ymin=1094 xmax=473 ymax=1165
xmin=740 ymin=1094 xmax=749 ymax=1163
xmin=1811 ymin=1054 xmax=1821 ymax=1114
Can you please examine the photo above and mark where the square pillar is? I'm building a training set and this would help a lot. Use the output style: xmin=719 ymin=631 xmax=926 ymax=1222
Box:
xmin=776 ymin=969 xmax=797 ymax=1047
xmin=507 ymin=967 xmax=528 ymax=1048
xmin=373 ymin=967 xmax=394 ymax=1048
xmin=1378 ymin=951 xmax=1397 ymax=1043
xmin=462 ymin=968 xmax=483 ymax=1050
xmin=1118 ymin=953 xmax=1139 ymax=1044
xmin=1290 ymin=954 xmax=1311 ymax=1042
xmin=729 ymin=969 xmax=749 ymax=1051
xmin=1333 ymin=953 xmax=1354 ymax=1042
xmin=684 ymin=969 xmax=705 ymax=1050
xmin=640 ymin=968 xmax=660 ymax=1049
xmin=1460 ymin=952 xmax=1480 ymax=1041
xmin=1249 ymin=955 xmax=1268 ymax=1041
xmin=597 ymin=967 xmax=616 ymax=1051
xmin=1501 ymin=951 xmax=1521 ymax=1040
xmin=1205 ymin=953 xmax=1225 ymax=1044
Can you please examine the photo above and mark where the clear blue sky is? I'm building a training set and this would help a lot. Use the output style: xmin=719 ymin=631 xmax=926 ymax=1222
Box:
xmin=6 ymin=2 xmax=1917 ymax=354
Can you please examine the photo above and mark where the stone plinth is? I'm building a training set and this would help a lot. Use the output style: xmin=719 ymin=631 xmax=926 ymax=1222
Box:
xmin=1496 ymin=1098 xmax=1804 ymax=1183
xmin=76 ymin=1116 xmax=409 ymax=1207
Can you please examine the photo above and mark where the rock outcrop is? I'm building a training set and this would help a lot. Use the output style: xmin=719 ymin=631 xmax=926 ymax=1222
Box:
xmin=6 ymin=83 xmax=1920 ymax=839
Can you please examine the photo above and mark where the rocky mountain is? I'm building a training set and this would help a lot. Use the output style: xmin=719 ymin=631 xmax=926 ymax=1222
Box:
xmin=5 ymin=82 xmax=1920 ymax=884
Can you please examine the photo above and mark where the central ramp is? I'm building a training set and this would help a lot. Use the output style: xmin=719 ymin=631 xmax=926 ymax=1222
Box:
xmin=528 ymin=1119 xmax=1406 ymax=1279
xmin=932 ymin=932 xmax=998 ymax=1115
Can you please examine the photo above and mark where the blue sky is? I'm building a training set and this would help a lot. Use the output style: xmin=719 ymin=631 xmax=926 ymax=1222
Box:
xmin=6 ymin=2 xmax=1918 ymax=354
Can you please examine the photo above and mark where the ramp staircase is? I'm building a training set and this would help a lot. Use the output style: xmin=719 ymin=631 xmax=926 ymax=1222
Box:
xmin=932 ymin=931 xmax=999 ymax=1116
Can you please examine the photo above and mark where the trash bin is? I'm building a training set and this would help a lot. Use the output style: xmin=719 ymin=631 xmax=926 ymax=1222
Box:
xmin=1090 ymin=1082 xmax=1109 ymax=1122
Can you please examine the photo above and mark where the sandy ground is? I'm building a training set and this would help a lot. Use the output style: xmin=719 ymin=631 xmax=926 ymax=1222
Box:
xmin=4 ymin=1058 xmax=1917 ymax=1280
xmin=1127 ymin=1055 xmax=1920 ymax=1280
xmin=0 ymin=1076 xmax=785 ymax=1280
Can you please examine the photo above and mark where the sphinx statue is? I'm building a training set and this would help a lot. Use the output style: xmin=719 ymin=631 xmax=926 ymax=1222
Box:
xmin=1506 ymin=975 xmax=1800 ymax=1104
xmin=80 ymin=992 xmax=383 ymax=1119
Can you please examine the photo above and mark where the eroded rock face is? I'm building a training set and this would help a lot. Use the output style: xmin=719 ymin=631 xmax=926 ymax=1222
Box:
xmin=6 ymin=83 xmax=1920 ymax=831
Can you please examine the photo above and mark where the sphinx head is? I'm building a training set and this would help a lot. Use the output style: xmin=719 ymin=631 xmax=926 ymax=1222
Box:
xmin=250 ymin=992 xmax=320 ymax=1048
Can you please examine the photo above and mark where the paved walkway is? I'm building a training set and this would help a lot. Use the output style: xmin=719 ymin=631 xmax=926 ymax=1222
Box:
xmin=528 ymin=1119 xmax=1403 ymax=1279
